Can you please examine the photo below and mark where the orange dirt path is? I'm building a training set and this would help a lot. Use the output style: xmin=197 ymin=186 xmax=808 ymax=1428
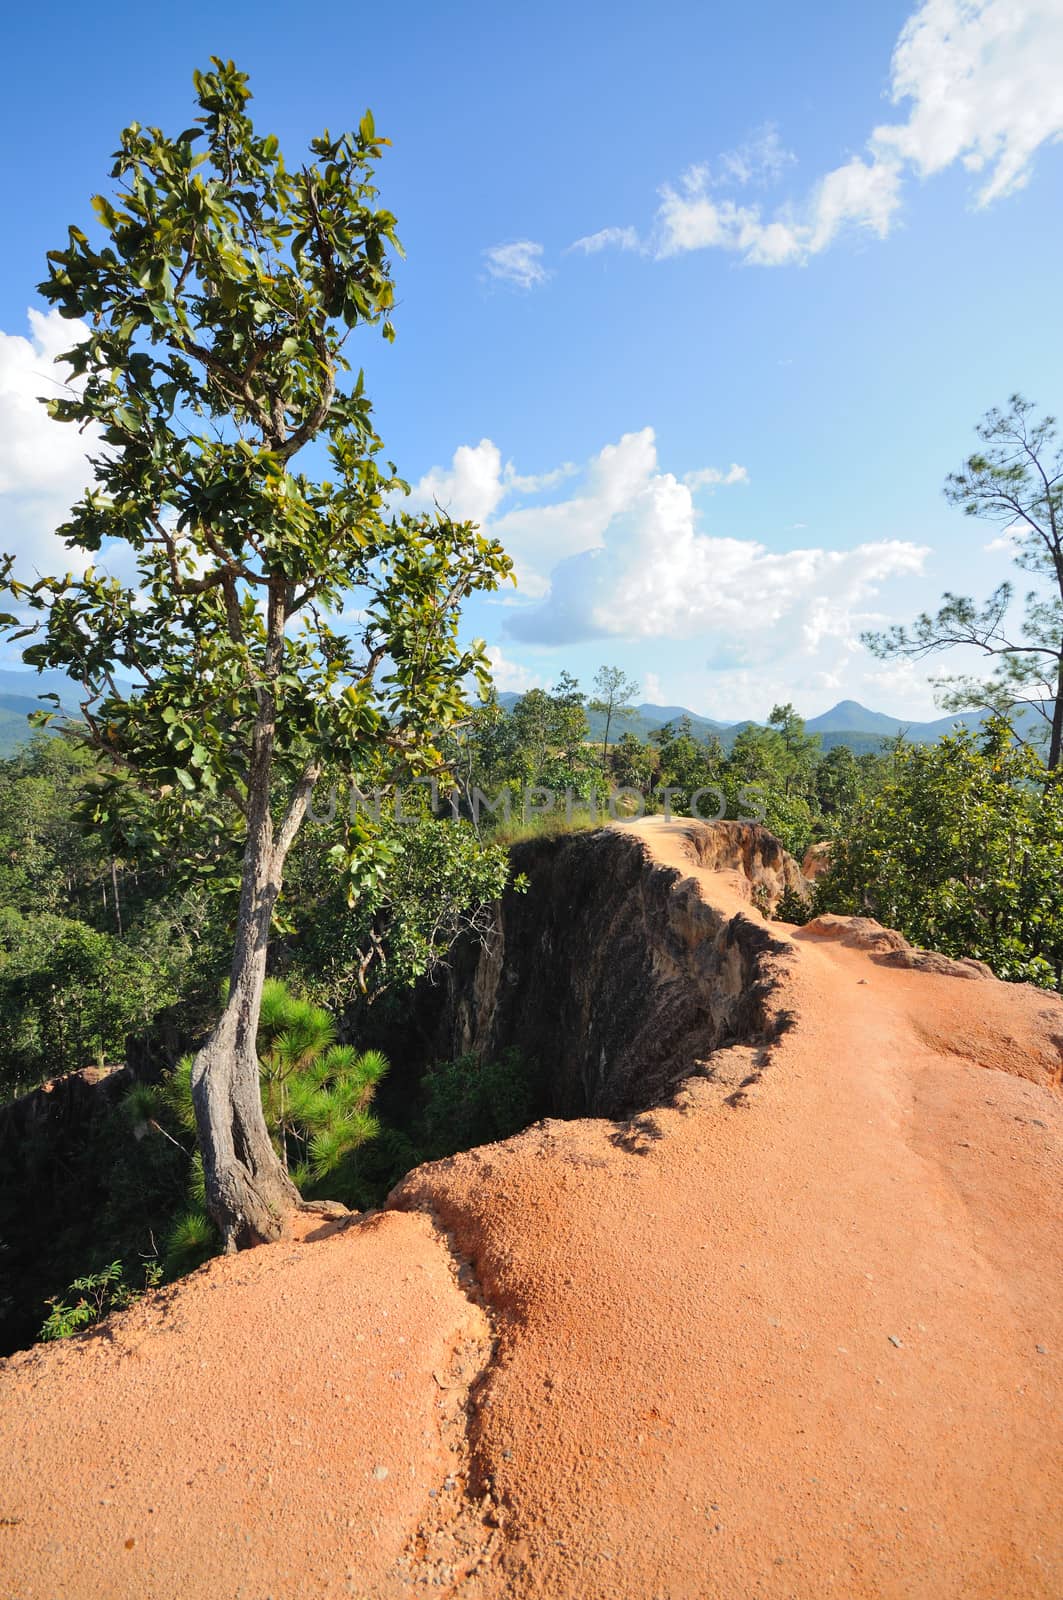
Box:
xmin=1 ymin=816 xmax=1060 ymax=1599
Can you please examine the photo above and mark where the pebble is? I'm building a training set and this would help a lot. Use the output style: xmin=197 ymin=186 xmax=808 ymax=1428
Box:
xmin=373 ymin=1466 xmax=389 ymax=1481
xmin=888 ymin=1335 xmax=903 ymax=1348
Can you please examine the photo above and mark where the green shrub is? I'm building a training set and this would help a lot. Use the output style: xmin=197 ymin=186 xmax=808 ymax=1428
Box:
xmin=39 ymin=1259 xmax=162 ymax=1342
xmin=164 ymin=1211 xmax=217 ymax=1275
xmin=419 ymin=1047 xmax=543 ymax=1158
xmin=774 ymin=885 xmax=814 ymax=925
xmin=817 ymin=721 xmax=1063 ymax=987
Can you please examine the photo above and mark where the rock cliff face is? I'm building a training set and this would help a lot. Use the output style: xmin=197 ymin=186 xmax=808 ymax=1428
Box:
xmin=411 ymin=821 xmax=800 ymax=1119
xmin=0 ymin=1062 xmax=130 ymax=1157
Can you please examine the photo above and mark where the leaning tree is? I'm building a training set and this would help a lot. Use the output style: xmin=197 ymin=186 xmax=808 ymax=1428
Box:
xmin=863 ymin=395 xmax=1063 ymax=770
xmin=0 ymin=60 xmax=511 ymax=1248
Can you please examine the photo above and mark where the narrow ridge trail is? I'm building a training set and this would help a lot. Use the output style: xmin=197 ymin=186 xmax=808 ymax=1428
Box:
xmin=1 ymin=816 xmax=1060 ymax=1599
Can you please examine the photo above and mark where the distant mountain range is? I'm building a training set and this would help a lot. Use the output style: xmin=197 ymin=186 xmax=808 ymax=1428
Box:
xmin=0 ymin=669 xmax=89 ymax=756
xmin=496 ymin=691 xmax=1050 ymax=757
xmin=0 ymin=666 xmax=1048 ymax=762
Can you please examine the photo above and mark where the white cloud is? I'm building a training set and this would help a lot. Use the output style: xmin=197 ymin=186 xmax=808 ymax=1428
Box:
xmin=483 ymin=645 xmax=543 ymax=695
xmin=483 ymin=240 xmax=549 ymax=290
xmin=873 ymin=0 xmax=1063 ymax=203
xmin=656 ymin=154 xmax=902 ymax=266
xmin=577 ymin=127 xmax=799 ymax=261
xmin=502 ymin=460 xmax=578 ymax=494
xmin=496 ymin=429 xmax=926 ymax=655
xmin=405 ymin=425 xmax=939 ymax=718
xmin=401 ymin=443 xmax=577 ymax=524
xmin=642 ymin=671 xmax=664 ymax=703
xmin=984 ymin=528 xmax=1026 ymax=552
xmin=402 ymin=438 xmax=510 ymax=526
xmin=0 ymin=308 xmax=101 ymax=579
xmin=684 ymin=463 xmax=749 ymax=490
xmin=654 ymin=0 xmax=1063 ymax=266
xmin=716 ymin=125 xmax=798 ymax=188
xmin=567 ymin=226 xmax=642 ymax=255
xmin=489 ymin=428 xmax=663 ymax=592
xmin=0 ymin=310 xmax=97 ymax=497
xmin=805 ymin=156 xmax=903 ymax=254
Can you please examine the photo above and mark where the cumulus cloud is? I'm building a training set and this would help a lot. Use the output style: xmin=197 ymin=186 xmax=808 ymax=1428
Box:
xmin=0 ymin=309 xmax=88 ymax=498
xmin=404 ymin=426 xmax=935 ymax=716
xmin=399 ymin=428 xmax=693 ymax=597
xmin=0 ymin=308 xmax=101 ymax=579
xmin=652 ymin=0 xmax=1063 ymax=265
xmin=483 ymin=240 xmax=549 ymax=289
xmin=574 ymin=127 xmax=797 ymax=260
xmin=502 ymin=460 xmax=579 ymax=495
xmin=402 ymin=439 xmax=511 ymax=527
xmin=483 ymin=645 xmax=544 ymax=695
xmin=497 ymin=428 xmax=927 ymax=651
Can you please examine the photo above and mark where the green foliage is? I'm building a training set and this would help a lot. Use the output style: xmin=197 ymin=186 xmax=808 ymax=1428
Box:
xmin=450 ymin=678 xmax=876 ymax=857
xmin=0 ymin=736 xmax=98 ymax=913
xmin=863 ymin=396 xmax=1063 ymax=769
xmin=447 ymin=681 xmax=601 ymax=810
xmin=138 ymin=981 xmax=392 ymax=1250
xmin=1 ymin=60 xmax=511 ymax=868
xmin=816 ymin=720 xmax=1063 ymax=986
xmin=815 ymin=745 xmax=862 ymax=815
xmin=486 ymin=809 xmax=598 ymax=848
xmin=774 ymin=885 xmax=814 ymax=926
xmin=0 ymin=736 xmax=227 ymax=1098
xmin=39 ymin=1259 xmax=162 ymax=1342
xmin=255 ymin=978 xmax=387 ymax=1179
xmin=590 ymin=665 xmax=640 ymax=765
xmin=419 ymin=1047 xmax=543 ymax=1159
xmin=0 ymin=911 xmax=186 ymax=1093
xmin=164 ymin=1211 xmax=217 ymax=1275
xmin=612 ymin=730 xmax=659 ymax=791
xmin=285 ymin=813 xmax=514 ymax=1010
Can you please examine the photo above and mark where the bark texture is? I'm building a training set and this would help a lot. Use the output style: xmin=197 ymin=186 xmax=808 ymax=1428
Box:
xmin=190 ymin=650 xmax=316 ymax=1252
xmin=191 ymin=817 xmax=299 ymax=1251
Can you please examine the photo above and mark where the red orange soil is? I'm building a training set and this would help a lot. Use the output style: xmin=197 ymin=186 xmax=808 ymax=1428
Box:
xmin=1 ymin=817 xmax=1060 ymax=1599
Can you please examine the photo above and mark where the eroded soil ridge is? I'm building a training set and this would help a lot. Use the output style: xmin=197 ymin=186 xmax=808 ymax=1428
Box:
xmin=1 ymin=817 xmax=1060 ymax=1599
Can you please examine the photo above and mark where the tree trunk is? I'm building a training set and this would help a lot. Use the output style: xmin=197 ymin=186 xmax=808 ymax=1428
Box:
xmin=1048 ymin=654 xmax=1063 ymax=771
xmin=601 ymin=707 xmax=613 ymax=769
xmin=190 ymin=576 xmax=324 ymax=1252
xmin=190 ymin=772 xmax=299 ymax=1252
xmin=110 ymin=858 xmax=123 ymax=937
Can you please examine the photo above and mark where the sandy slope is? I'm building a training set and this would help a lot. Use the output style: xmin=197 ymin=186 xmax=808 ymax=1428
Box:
xmin=1 ymin=817 xmax=1060 ymax=1599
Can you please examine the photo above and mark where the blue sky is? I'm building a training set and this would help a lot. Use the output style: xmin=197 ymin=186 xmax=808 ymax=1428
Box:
xmin=1 ymin=0 xmax=1061 ymax=719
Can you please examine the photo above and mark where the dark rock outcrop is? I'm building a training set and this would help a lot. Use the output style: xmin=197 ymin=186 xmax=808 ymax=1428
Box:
xmin=0 ymin=1063 xmax=131 ymax=1160
xmin=394 ymin=824 xmax=797 ymax=1120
